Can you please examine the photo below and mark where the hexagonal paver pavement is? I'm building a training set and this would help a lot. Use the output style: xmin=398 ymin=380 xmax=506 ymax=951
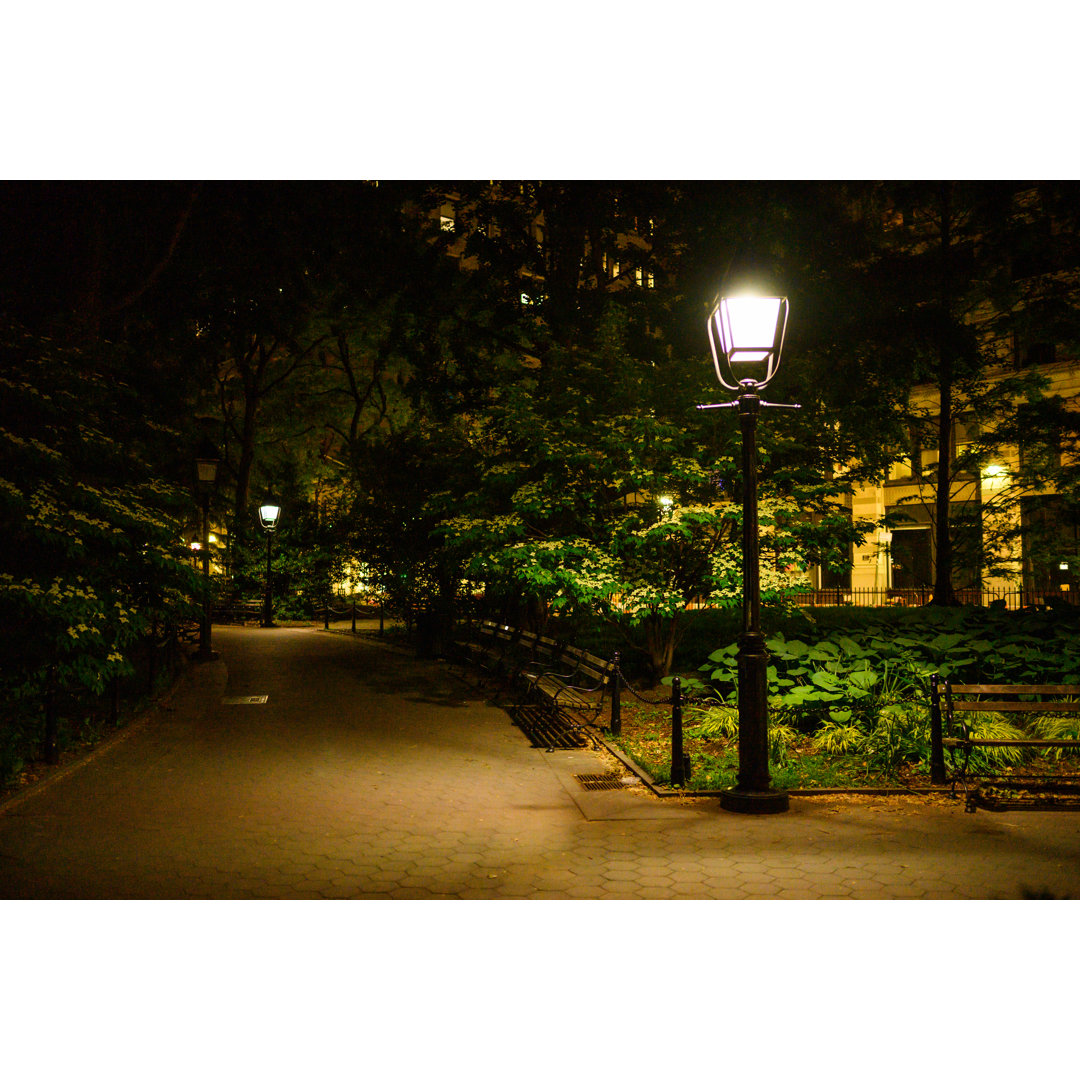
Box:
xmin=2 ymin=626 xmax=1080 ymax=900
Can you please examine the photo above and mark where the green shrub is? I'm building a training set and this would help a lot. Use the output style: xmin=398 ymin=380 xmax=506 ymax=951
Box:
xmin=769 ymin=722 xmax=798 ymax=765
xmin=1027 ymin=712 xmax=1080 ymax=758
xmin=957 ymin=712 xmax=1030 ymax=769
xmin=685 ymin=705 xmax=738 ymax=740
xmin=813 ymin=719 xmax=866 ymax=755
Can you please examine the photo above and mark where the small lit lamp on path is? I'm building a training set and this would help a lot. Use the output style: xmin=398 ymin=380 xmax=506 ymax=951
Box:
xmin=259 ymin=502 xmax=281 ymax=628
xmin=699 ymin=294 xmax=797 ymax=814
xmin=195 ymin=442 xmax=220 ymax=660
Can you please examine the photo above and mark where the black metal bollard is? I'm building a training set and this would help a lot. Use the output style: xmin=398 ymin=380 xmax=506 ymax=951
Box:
xmin=609 ymin=651 xmax=621 ymax=737
xmin=671 ymin=676 xmax=685 ymax=786
xmin=351 ymin=598 xmax=357 ymax=634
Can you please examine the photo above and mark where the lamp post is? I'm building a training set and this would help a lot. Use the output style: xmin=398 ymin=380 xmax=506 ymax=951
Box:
xmin=195 ymin=444 xmax=220 ymax=660
xmin=259 ymin=502 xmax=281 ymax=628
xmin=699 ymin=294 xmax=796 ymax=814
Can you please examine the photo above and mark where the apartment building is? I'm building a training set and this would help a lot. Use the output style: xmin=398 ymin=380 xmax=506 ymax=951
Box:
xmin=829 ymin=185 xmax=1080 ymax=607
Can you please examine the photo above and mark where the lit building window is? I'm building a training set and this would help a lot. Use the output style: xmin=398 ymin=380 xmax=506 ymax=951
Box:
xmin=440 ymin=215 xmax=455 ymax=232
xmin=888 ymin=449 xmax=914 ymax=481
xmin=953 ymin=416 xmax=978 ymax=461
xmin=635 ymin=267 xmax=655 ymax=288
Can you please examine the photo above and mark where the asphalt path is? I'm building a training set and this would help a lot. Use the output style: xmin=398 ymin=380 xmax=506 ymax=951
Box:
xmin=2 ymin=626 xmax=1080 ymax=900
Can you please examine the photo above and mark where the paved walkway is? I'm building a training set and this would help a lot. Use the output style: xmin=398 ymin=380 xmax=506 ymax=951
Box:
xmin=1 ymin=626 xmax=1079 ymax=899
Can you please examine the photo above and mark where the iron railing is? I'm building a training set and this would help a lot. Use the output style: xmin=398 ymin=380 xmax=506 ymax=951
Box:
xmin=790 ymin=587 xmax=1079 ymax=609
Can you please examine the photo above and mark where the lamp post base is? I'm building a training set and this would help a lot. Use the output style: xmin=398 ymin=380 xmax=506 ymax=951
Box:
xmin=719 ymin=788 xmax=790 ymax=815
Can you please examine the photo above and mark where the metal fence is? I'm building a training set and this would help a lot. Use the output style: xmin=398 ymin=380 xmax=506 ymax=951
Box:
xmin=791 ymin=587 xmax=1079 ymax=609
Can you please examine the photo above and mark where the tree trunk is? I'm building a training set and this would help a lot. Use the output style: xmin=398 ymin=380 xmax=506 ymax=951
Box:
xmin=230 ymin=346 xmax=265 ymax=528
xmin=644 ymin=613 xmax=677 ymax=682
xmin=932 ymin=183 xmax=958 ymax=606
xmin=932 ymin=373 xmax=956 ymax=605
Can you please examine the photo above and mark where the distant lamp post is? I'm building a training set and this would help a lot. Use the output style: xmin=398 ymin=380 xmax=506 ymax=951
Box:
xmin=699 ymin=293 xmax=795 ymax=814
xmin=259 ymin=503 xmax=281 ymax=628
xmin=195 ymin=443 xmax=220 ymax=660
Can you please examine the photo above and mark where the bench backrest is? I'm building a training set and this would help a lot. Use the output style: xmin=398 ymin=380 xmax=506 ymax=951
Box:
xmin=947 ymin=683 xmax=1080 ymax=713
xmin=559 ymin=646 xmax=614 ymax=685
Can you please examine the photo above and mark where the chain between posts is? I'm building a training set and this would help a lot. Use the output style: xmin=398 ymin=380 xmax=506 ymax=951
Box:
xmin=608 ymin=655 xmax=701 ymax=786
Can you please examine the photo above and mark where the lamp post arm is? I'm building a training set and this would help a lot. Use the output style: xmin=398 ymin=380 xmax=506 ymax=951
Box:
xmin=697 ymin=401 xmax=801 ymax=412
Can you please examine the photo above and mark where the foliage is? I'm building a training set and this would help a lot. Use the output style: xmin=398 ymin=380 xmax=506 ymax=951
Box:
xmin=0 ymin=322 xmax=199 ymax=772
xmin=699 ymin=606 xmax=1080 ymax=711
xmin=1028 ymin=712 xmax=1080 ymax=758
xmin=423 ymin=300 xmax=869 ymax=678
xmin=685 ymin=705 xmax=739 ymax=741
xmin=666 ymin=604 xmax=1080 ymax=782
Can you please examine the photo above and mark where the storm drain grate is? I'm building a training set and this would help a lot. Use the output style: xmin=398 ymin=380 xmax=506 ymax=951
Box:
xmin=222 ymin=695 xmax=268 ymax=705
xmin=574 ymin=773 xmax=628 ymax=791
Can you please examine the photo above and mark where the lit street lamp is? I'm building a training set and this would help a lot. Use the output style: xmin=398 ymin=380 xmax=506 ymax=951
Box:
xmin=699 ymin=294 xmax=796 ymax=814
xmin=259 ymin=502 xmax=281 ymax=628
xmin=195 ymin=442 xmax=220 ymax=660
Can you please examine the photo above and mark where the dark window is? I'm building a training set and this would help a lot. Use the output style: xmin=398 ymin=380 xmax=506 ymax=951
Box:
xmin=890 ymin=529 xmax=932 ymax=590
xmin=1023 ymin=495 xmax=1080 ymax=600
xmin=1014 ymin=331 xmax=1057 ymax=368
xmin=819 ymin=562 xmax=852 ymax=591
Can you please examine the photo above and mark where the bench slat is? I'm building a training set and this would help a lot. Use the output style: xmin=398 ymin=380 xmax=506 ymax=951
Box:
xmin=944 ymin=738 xmax=1080 ymax=748
xmin=950 ymin=685 xmax=1080 ymax=695
xmin=951 ymin=700 xmax=1080 ymax=712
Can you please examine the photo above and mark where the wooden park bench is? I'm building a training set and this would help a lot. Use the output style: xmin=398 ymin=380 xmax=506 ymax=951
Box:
xmin=211 ymin=600 xmax=264 ymax=625
xmin=506 ymin=631 xmax=563 ymax=688
xmin=451 ymin=620 xmax=519 ymax=682
xmin=449 ymin=624 xmax=616 ymax=748
xmin=930 ymin=675 xmax=1080 ymax=812
xmin=519 ymin=644 xmax=615 ymax=729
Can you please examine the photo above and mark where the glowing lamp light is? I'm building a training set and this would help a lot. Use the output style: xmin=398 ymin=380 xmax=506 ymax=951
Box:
xmin=259 ymin=504 xmax=281 ymax=531
xmin=707 ymin=295 xmax=789 ymax=391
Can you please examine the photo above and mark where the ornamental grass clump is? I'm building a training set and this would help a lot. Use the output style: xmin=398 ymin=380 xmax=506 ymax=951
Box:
xmin=1028 ymin=712 xmax=1080 ymax=758
xmin=955 ymin=712 xmax=1029 ymax=770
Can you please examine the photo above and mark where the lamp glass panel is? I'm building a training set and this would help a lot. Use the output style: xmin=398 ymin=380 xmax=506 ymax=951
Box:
xmin=196 ymin=460 xmax=219 ymax=484
xmin=723 ymin=297 xmax=782 ymax=362
xmin=259 ymin=504 xmax=281 ymax=526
